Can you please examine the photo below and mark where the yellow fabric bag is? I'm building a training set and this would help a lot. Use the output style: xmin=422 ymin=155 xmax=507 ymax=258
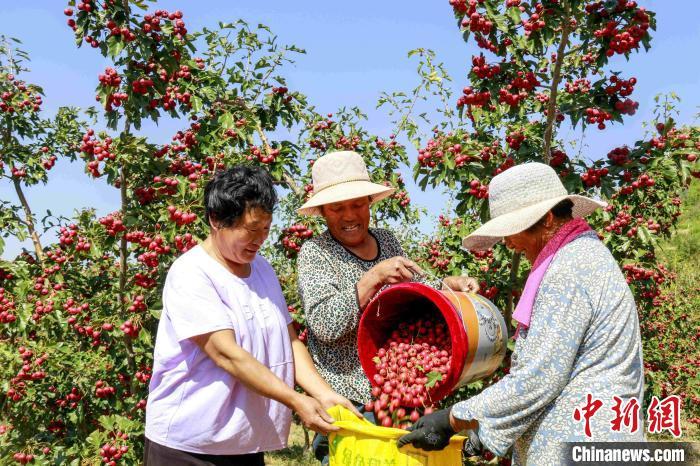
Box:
xmin=327 ymin=405 xmax=466 ymax=466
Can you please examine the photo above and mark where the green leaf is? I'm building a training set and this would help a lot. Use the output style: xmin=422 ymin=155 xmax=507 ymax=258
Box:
xmin=425 ymin=371 xmax=443 ymax=388
xmin=507 ymin=7 xmax=522 ymax=25
xmin=107 ymin=39 xmax=125 ymax=58
xmin=218 ymin=112 xmax=235 ymax=129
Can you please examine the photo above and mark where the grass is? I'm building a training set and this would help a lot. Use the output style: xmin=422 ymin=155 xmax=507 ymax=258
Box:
xmin=653 ymin=181 xmax=700 ymax=442
xmin=658 ymin=181 xmax=700 ymax=267
xmin=265 ymin=423 xmax=317 ymax=466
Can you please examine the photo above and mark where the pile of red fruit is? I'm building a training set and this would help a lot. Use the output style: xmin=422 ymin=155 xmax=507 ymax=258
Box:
xmin=365 ymin=314 xmax=452 ymax=428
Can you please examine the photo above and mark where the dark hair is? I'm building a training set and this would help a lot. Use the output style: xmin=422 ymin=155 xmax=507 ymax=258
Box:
xmin=526 ymin=199 xmax=574 ymax=232
xmin=550 ymin=198 xmax=574 ymax=218
xmin=204 ymin=165 xmax=277 ymax=228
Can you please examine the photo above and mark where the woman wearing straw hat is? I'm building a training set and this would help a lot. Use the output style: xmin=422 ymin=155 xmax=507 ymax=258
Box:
xmin=398 ymin=162 xmax=644 ymax=465
xmin=296 ymin=150 xmax=479 ymax=465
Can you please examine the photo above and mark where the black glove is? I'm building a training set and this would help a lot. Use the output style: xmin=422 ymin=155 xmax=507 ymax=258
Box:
xmin=462 ymin=428 xmax=483 ymax=457
xmin=397 ymin=408 xmax=455 ymax=451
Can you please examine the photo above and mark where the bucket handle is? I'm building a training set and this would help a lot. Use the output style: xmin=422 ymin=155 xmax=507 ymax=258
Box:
xmin=367 ymin=270 xmax=471 ymax=320
xmin=416 ymin=269 xmax=467 ymax=324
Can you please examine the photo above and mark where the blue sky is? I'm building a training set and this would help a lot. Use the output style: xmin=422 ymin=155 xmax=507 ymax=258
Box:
xmin=1 ymin=0 xmax=699 ymax=258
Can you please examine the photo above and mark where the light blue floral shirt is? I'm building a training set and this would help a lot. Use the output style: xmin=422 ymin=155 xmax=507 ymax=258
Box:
xmin=452 ymin=232 xmax=645 ymax=465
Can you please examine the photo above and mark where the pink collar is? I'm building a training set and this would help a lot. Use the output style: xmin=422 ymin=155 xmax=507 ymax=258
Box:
xmin=512 ymin=218 xmax=592 ymax=337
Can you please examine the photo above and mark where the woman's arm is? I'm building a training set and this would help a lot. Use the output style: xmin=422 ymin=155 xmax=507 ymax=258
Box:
xmin=448 ymin=279 xmax=593 ymax=456
xmin=190 ymin=329 xmax=340 ymax=434
xmin=356 ymin=256 xmax=423 ymax=308
xmin=287 ymin=324 xmax=361 ymax=416
xmin=298 ymin=238 xmax=423 ymax=342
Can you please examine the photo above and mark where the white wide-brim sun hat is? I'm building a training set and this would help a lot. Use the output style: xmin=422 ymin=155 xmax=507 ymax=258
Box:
xmin=462 ymin=162 xmax=607 ymax=251
xmin=297 ymin=151 xmax=395 ymax=216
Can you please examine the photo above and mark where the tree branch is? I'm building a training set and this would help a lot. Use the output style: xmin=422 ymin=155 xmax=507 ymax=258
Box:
xmin=256 ymin=123 xmax=303 ymax=197
xmin=12 ymin=177 xmax=44 ymax=263
xmin=543 ymin=13 xmax=573 ymax=163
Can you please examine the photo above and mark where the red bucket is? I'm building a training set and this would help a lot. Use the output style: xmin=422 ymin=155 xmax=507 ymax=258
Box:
xmin=358 ymin=282 xmax=508 ymax=404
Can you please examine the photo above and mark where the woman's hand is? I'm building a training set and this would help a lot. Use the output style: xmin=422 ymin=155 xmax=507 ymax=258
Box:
xmin=292 ymin=393 xmax=340 ymax=435
xmin=442 ymin=275 xmax=480 ymax=293
xmin=315 ymin=390 xmax=362 ymax=418
xmin=357 ymin=256 xmax=423 ymax=308
xmin=369 ymin=256 xmax=423 ymax=287
xmin=397 ymin=408 xmax=455 ymax=451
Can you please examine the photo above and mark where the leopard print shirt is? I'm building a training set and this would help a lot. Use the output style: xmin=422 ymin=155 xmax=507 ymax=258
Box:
xmin=297 ymin=228 xmax=407 ymax=404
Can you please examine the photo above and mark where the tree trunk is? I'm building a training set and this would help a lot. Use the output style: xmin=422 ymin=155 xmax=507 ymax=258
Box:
xmin=12 ymin=177 xmax=44 ymax=263
xmin=542 ymin=19 xmax=572 ymax=163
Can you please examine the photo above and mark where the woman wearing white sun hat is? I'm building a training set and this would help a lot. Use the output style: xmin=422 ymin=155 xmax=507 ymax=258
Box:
xmin=399 ymin=162 xmax=645 ymax=465
xmin=296 ymin=150 xmax=479 ymax=465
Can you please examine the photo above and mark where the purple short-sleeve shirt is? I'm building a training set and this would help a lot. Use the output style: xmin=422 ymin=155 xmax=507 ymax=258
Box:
xmin=145 ymin=246 xmax=294 ymax=455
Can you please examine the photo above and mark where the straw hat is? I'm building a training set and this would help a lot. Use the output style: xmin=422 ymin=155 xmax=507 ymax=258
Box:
xmin=297 ymin=151 xmax=395 ymax=216
xmin=462 ymin=162 xmax=607 ymax=251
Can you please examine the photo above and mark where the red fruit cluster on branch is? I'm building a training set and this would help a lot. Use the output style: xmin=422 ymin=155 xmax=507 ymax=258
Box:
xmin=99 ymin=213 xmax=127 ymax=237
xmin=471 ymin=54 xmax=501 ymax=79
xmin=142 ymin=10 xmax=186 ymax=39
xmin=604 ymin=209 xmax=633 ymax=235
xmin=581 ymin=166 xmax=609 ymax=187
xmin=0 ymin=74 xmax=42 ymax=113
xmin=174 ymin=233 xmax=198 ymax=253
xmin=565 ymin=78 xmax=592 ymax=94
xmin=550 ymin=149 xmax=568 ymax=167
xmin=280 ymin=224 xmax=313 ymax=258
xmin=59 ymin=224 xmax=90 ymax=252
xmin=618 ymin=172 xmax=655 ymax=195
xmin=456 ymin=3 xmax=494 ymax=35
xmin=606 ymin=75 xmax=635 ymax=97
xmin=12 ymin=453 xmax=34 ymax=464
xmin=522 ymin=4 xmax=547 ymax=36
xmin=457 ymin=87 xmax=491 ymax=108
xmin=106 ymin=19 xmax=136 ymax=42
xmin=467 ymin=178 xmax=489 ymax=199
xmin=423 ymin=239 xmax=451 ymax=271
xmin=505 ymin=130 xmax=524 ymax=150
xmin=0 ymin=288 xmax=17 ymax=324
xmin=585 ymin=107 xmax=613 ymax=130
xmin=367 ymin=315 xmax=451 ymax=428
xmin=614 ymin=98 xmax=638 ymax=116
xmin=607 ymin=146 xmax=630 ymax=166
xmin=94 ymin=380 xmax=116 ymax=398
xmin=80 ymin=129 xmax=115 ymax=177
xmin=247 ymin=145 xmax=280 ymax=164
xmin=167 ymin=206 xmax=198 ymax=226
xmin=418 ymin=138 xmax=445 ymax=167
xmin=588 ymin=1 xmax=651 ymax=57
xmin=392 ymin=190 xmax=411 ymax=208
xmin=120 ymin=320 xmax=140 ymax=338
xmin=494 ymin=156 xmax=515 ymax=175
xmin=100 ymin=440 xmax=129 ymax=466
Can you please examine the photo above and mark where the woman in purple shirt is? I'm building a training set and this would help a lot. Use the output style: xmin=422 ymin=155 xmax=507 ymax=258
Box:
xmin=145 ymin=166 xmax=358 ymax=466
